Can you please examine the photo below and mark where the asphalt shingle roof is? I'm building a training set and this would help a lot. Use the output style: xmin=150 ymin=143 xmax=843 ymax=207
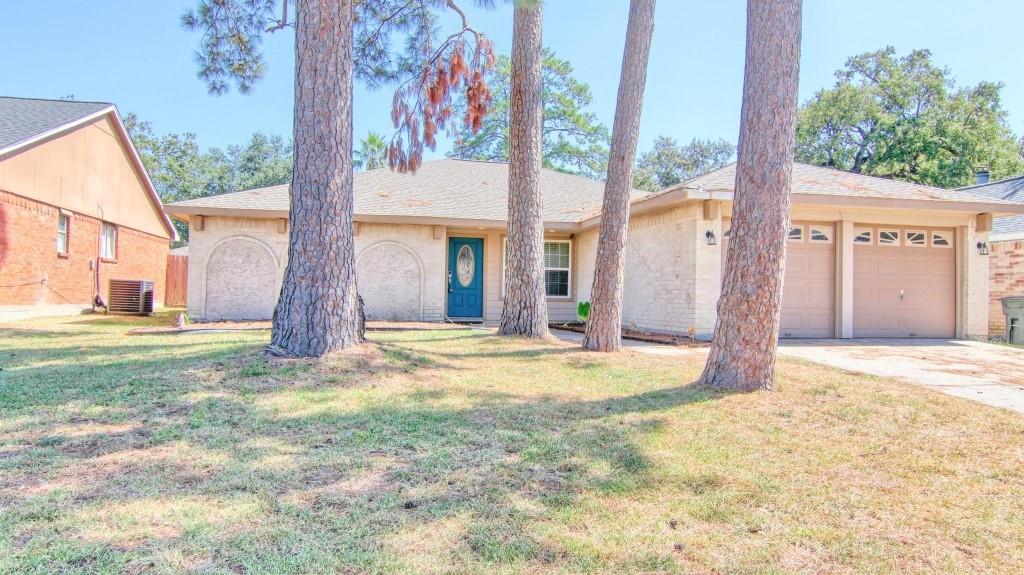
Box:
xmin=168 ymin=159 xmax=649 ymax=223
xmin=169 ymin=160 xmax=1022 ymax=225
xmin=958 ymin=175 xmax=1024 ymax=239
xmin=0 ymin=96 xmax=112 ymax=152
xmin=673 ymin=162 xmax=1015 ymax=204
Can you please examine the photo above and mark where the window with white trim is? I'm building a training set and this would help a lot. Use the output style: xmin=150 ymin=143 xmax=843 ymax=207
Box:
xmin=788 ymin=225 xmax=804 ymax=242
xmin=56 ymin=214 xmax=69 ymax=255
xmin=878 ymin=229 xmax=900 ymax=246
xmin=809 ymin=225 xmax=833 ymax=243
xmin=931 ymin=231 xmax=952 ymax=247
xmin=502 ymin=239 xmax=572 ymax=298
xmin=854 ymin=228 xmax=873 ymax=244
xmin=906 ymin=230 xmax=927 ymax=247
xmin=543 ymin=240 xmax=571 ymax=297
xmin=101 ymin=223 xmax=117 ymax=260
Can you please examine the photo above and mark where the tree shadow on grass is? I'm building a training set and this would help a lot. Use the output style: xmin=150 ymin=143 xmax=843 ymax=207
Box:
xmin=0 ymin=327 xmax=722 ymax=573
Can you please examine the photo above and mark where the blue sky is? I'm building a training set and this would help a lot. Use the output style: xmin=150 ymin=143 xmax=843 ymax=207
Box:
xmin=3 ymin=1 xmax=1023 ymax=158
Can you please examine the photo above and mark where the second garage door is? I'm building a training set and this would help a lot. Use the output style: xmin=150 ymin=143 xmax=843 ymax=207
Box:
xmin=853 ymin=227 xmax=955 ymax=338
xmin=780 ymin=223 xmax=835 ymax=338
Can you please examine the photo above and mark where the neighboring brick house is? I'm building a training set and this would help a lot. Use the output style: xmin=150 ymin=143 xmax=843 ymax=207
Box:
xmin=167 ymin=160 xmax=1021 ymax=340
xmin=959 ymin=172 xmax=1024 ymax=337
xmin=0 ymin=97 xmax=176 ymax=321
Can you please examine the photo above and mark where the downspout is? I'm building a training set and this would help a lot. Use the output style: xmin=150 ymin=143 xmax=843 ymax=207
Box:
xmin=93 ymin=205 xmax=107 ymax=312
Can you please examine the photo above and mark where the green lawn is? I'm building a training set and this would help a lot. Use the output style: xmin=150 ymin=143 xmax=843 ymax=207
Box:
xmin=1 ymin=313 xmax=1022 ymax=574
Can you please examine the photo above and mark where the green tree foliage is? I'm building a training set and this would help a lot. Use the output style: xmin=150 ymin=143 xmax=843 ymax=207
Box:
xmin=182 ymin=0 xmax=495 ymax=172
xmin=633 ymin=136 xmax=735 ymax=191
xmin=355 ymin=132 xmax=389 ymax=171
xmin=795 ymin=47 xmax=1024 ymax=188
xmin=449 ymin=48 xmax=611 ymax=179
xmin=124 ymin=114 xmax=291 ymax=245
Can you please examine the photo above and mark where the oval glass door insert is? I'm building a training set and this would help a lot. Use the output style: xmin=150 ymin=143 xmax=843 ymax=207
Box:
xmin=456 ymin=245 xmax=475 ymax=287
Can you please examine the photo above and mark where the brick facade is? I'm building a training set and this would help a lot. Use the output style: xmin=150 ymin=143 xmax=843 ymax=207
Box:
xmin=988 ymin=239 xmax=1024 ymax=336
xmin=0 ymin=189 xmax=168 ymax=314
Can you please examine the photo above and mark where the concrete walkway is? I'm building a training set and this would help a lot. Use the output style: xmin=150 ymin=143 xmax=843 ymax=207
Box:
xmin=552 ymin=330 xmax=1024 ymax=415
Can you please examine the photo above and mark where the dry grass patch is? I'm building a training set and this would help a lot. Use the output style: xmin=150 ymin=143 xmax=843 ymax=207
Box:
xmin=1 ymin=313 xmax=1022 ymax=574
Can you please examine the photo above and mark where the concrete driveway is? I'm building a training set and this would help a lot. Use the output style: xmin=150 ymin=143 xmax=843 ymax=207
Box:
xmin=552 ymin=330 xmax=1024 ymax=414
xmin=778 ymin=339 xmax=1024 ymax=414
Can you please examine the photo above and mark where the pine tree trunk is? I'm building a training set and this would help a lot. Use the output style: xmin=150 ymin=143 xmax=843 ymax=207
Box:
xmin=582 ymin=0 xmax=657 ymax=352
xmin=499 ymin=0 xmax=548 ymax=338
xmin=270 ymin=0 xmax=364 ymax=357
xmin=698 ymin=0 xmax=802 ymax=391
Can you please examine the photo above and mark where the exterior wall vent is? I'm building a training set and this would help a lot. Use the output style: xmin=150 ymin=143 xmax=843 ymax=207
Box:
xmin=108 ymin=279 xmax=155 ymax=315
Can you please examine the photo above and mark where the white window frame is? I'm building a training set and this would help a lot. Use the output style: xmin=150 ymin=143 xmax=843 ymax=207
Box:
xmin=930 ymin=230 xmax=953 ymax=248
xmin=502 ymin=238 xmax=572 ymax=299
xmin=808 ymin=225 xmax=834 ymax=244
xmin=788 ymin=225 xmax=805 ymax=243
xmin=101 ymin=222 xmax=117 ymax=260
xmin=877 ymin=228 xmax=901 ymax=247
xmin=853 ymin=227 xmax=874 ymax=245
xmin=56 ymin=213 xmax=69 ymax=255
xmin=905 ymin=229 xmax=927 ymax=248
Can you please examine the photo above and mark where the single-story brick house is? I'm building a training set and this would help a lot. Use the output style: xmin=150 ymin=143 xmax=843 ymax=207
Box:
xmin=958 ymin=172 xmax=1024 ymax=336
xmin=0 ymin=97 xmax=176 ymax=321
xmin=166 ymin=159 xmax=1023 ymax=340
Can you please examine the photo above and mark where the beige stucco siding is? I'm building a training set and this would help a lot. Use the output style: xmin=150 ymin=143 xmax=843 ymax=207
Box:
xmin=183 ymin=200 xmax=991 ymax=338
xmin=187 ymin=217 xmax=445 ymax=321
xmin=190 ymin=219 xmax=584 ymax=323
xmin=0 ymin=116 xmax=171 ymax=239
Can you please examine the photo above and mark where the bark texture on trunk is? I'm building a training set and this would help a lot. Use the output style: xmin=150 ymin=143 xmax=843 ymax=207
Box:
xmin=270 ymin=0 xmax=364 ymax=357
xmin=582 ymin=0 xmax=657 ymax=352
xmin=499 ymin=1 xmax=548 ymax=338
xmin=698 ymin=0 xmax=802 ymax=391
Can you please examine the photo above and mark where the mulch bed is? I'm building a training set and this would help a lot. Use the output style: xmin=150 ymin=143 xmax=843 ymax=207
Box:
xmin=550 ymin=323 xmax=708 ymax=347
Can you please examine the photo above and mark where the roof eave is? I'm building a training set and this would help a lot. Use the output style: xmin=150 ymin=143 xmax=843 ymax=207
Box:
xmin=784 ymin=193 xmax=1024 ymax=214
xmin=106 ymin=107 xmax=179 ymax=241
xmin=163 ymin=205 xmax=581 ymax=231
xmin=0 ymin=105 xmax=115 ymax=160
xmin=0 ymin=104 xmax=179 ymax=241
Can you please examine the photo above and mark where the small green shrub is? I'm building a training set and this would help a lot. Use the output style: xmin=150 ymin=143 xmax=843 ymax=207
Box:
xmin=576 ymin=301 xmax=591 ymax=322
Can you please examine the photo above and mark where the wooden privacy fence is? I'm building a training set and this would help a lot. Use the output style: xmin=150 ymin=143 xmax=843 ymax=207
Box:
xmin=165 ymin=254 xmax=188 ymax=307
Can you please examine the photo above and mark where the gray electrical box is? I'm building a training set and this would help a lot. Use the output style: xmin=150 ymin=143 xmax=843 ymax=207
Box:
xmin=1001 ymin=297 xmax=1024 ymax=344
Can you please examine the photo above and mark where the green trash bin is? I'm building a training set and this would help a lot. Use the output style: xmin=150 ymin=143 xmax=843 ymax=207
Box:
xmin=1001 ymin=297 xmax=1024 ymax=344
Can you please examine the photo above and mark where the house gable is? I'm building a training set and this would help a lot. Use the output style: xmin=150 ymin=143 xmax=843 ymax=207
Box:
xmin=0 ymin=113 xmax=173 ymax=239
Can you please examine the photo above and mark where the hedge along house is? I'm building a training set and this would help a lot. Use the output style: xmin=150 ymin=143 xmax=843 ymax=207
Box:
xmin=0 ymin=97 xmax=177 ymax=321
xmin=166 ymin=159 xmax=1022 ymax=339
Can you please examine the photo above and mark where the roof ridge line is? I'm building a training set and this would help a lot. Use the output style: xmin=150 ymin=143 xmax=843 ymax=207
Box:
xmin=956 ymin=174 xmax=1024 ymax=191
xmin=0 ymin=95 xmax=114 ymax=106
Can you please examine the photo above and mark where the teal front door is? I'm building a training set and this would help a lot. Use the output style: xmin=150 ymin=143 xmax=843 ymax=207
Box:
xmin=447 ymin=237 xmax=483 ymax=318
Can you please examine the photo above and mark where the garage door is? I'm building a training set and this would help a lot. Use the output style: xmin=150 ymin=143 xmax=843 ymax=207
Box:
xmin=854 ymin=227 xmax=955 ymax=338
xmin=722 ymin=221 xmax=835 ymax=338
xmin=780 ymin=223 xmax=835 ymax=338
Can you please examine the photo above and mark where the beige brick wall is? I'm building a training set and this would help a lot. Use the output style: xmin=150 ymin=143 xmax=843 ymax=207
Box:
xmin=574 ymin=204 xmax=720 ymax=338
xmin=187 ymin=217 xmax=445 ymax=321
xmin=964 ymin=226 xmax=990 ymax=339
xmin=988 ymin=238 xmax=1024 ymax=336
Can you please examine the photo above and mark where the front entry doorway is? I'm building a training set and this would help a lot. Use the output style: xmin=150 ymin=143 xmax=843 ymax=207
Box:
xmin=447 ymin=237 xmax=483 ymax=318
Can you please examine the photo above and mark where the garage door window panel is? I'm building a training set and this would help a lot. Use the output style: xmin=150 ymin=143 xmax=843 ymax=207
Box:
xmin=906 ymin=230 xmax=927 ymax=247
xmin=854 ymin=228 xmax=873 ymax=244
xmin=878 ymin=229 xmax=901 ymax=246
xmin=931 ymin=231 xmax=952 ymax=247
xmin=788 ymin=225 xmax=804 ymax=242
xmin=809 ymin=225 xmax=833 ymax=243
